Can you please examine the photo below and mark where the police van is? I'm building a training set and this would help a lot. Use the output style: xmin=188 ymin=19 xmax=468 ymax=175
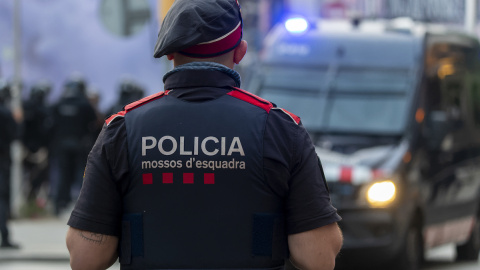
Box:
xmin=248 ymin=17 xmax=480 ymax=269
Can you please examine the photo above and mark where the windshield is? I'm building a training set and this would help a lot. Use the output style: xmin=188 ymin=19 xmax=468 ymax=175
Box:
xmin=254 ymin=66 xmax=413 ymax=135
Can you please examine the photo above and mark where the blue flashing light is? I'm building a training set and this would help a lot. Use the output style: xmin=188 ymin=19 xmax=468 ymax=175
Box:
xmin=285 ymin=17 xmax=309 ymax=34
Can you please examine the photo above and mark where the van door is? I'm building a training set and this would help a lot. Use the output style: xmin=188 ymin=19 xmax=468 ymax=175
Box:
xmin=422 ymin=40 xmax=480 ymax=248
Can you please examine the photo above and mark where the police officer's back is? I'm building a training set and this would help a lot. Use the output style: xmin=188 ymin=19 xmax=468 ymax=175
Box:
xmin=66 ymin=1 xmax=342 ymax=269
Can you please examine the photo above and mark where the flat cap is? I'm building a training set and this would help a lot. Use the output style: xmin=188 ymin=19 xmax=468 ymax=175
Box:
xmin=153 ymin=0 xmax=243 ymax=58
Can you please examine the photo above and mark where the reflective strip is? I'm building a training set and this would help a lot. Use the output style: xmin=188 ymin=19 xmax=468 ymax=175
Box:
xmin=339 ymin=167 xmax=352 ymax=183
xmin=324 ymin=165 xmax=379 ymax=184
xmin=324 ymin=166 xmax=341 ymax=182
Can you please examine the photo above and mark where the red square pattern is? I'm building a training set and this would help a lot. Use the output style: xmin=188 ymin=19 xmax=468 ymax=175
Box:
xmin=183 ymin=173 xmax=194 ymax=184
xmin=163 ymin=173 xmax=173 ymax=184
xmin=204 ymin=173 xmax=215 ymax=184
xmin=143 ymin=173 xmax=153 ymax=185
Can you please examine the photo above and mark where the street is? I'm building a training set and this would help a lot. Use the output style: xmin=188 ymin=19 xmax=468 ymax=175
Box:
xmin=0 ymin=217 xmax=478 ymax=270
xmin=0 ymin=246 xmax=479 ymax=270
xmin=0 ymin=262 xmax=120 ymax=270
xmin=0 ymin=257 xmax=479 ymax=270
xmin=422 ymin=244 xmax=480 ymax=270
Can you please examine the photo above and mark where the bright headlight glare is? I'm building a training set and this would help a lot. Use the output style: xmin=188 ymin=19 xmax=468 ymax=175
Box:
xmin=367 ymin=180 xmax=396 ymax=207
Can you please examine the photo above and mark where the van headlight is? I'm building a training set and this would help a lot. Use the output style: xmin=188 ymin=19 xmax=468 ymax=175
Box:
xmin=366 ymin=180 xmax=396 ymax=207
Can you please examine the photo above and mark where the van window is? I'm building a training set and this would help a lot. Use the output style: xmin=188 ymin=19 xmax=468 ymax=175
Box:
xmin=262 ymin=66 xmax=329 ymax=91
xmin=334 ymin=68 xmax=410 ymax=93
xmin=442 ymin=80 xmax=463 ymax=122
xmin=257 ymin=66 xmax=413 ymax=135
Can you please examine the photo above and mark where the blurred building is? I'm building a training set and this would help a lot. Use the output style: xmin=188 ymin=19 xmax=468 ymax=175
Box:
xmin=278 ymin=0 xmax=471 ymax=24
xmin=0 ymin=0 xmax=477 ymax=111
xmin=240 ymin=0 xmax=477 ymax=47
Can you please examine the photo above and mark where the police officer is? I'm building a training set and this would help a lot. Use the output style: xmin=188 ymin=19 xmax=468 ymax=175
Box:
xmin=0 ymin=80 xmax=19 ymax=248
xmin=66 ymin=1 xmax=342 ymax=269
xmin=22 ymin=81 xmax=53 ymax=202
xmin=51 ymin=77 xmax=97 ymax=215
xmin=106 ymin=79 xmax=145 ymax=118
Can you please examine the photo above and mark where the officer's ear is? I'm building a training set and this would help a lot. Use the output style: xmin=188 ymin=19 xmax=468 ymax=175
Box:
xmin=233 ymin=40 xmax=247 ymax=65
xmin=167 ymin=54 xmax=175 ymax=61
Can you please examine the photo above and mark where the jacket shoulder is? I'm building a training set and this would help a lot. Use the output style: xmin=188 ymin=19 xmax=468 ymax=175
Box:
xmin=228 ymin=87 xmax=300 ymax=124
xmin=227 ymin=87 xmax=273 ymax=112
xmin=271 ymin=107 xmax=301 ymax=125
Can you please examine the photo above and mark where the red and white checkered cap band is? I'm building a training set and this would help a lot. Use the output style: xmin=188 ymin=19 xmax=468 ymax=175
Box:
xmin=180 ymin=22 xmax=242 ymax=57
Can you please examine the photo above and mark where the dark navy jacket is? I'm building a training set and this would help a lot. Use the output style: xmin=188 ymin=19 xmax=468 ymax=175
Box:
xmin=68 ymin=66 xmax=340 ymax=270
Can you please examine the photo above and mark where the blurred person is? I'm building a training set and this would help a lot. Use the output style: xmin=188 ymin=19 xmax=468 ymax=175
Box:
xmin=86 ymin=87 xmax=105 ymax=151
xmin=106 ymin=79 xmax=145 ymax=117
xmin=66 ymin=1 xmax=342 ymax=269
xmin=51 ymin=77 xmax=97 ymax=216
xmin=21 ymin=80 xmax=53 ymax=207
xmin=0 ymin=79 xmax=20 ymax=248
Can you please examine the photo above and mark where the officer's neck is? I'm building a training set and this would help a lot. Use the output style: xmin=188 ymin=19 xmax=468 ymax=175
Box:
xmin=169 ymin=52 xmax=235 ymax=69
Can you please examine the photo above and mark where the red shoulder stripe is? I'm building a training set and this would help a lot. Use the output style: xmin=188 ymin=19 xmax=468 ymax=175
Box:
xmin=227 ymin=87 xmax=273 ymax=112
xmin=274 ymin=108 xmax=301 ymax=125
xmin=105 ymin=91 xmax=165 ymax=126
xmin=105 ymin=110 xmax=127 ymax=126
xmin=124 ymin=91 xmax=165 ymax=111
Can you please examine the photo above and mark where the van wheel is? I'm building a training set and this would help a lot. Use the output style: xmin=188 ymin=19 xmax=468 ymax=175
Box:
xmin=456 ymin=218 xmax=480 ymax=261
xmin=391 ymin=224 xmax=423 ymax=270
